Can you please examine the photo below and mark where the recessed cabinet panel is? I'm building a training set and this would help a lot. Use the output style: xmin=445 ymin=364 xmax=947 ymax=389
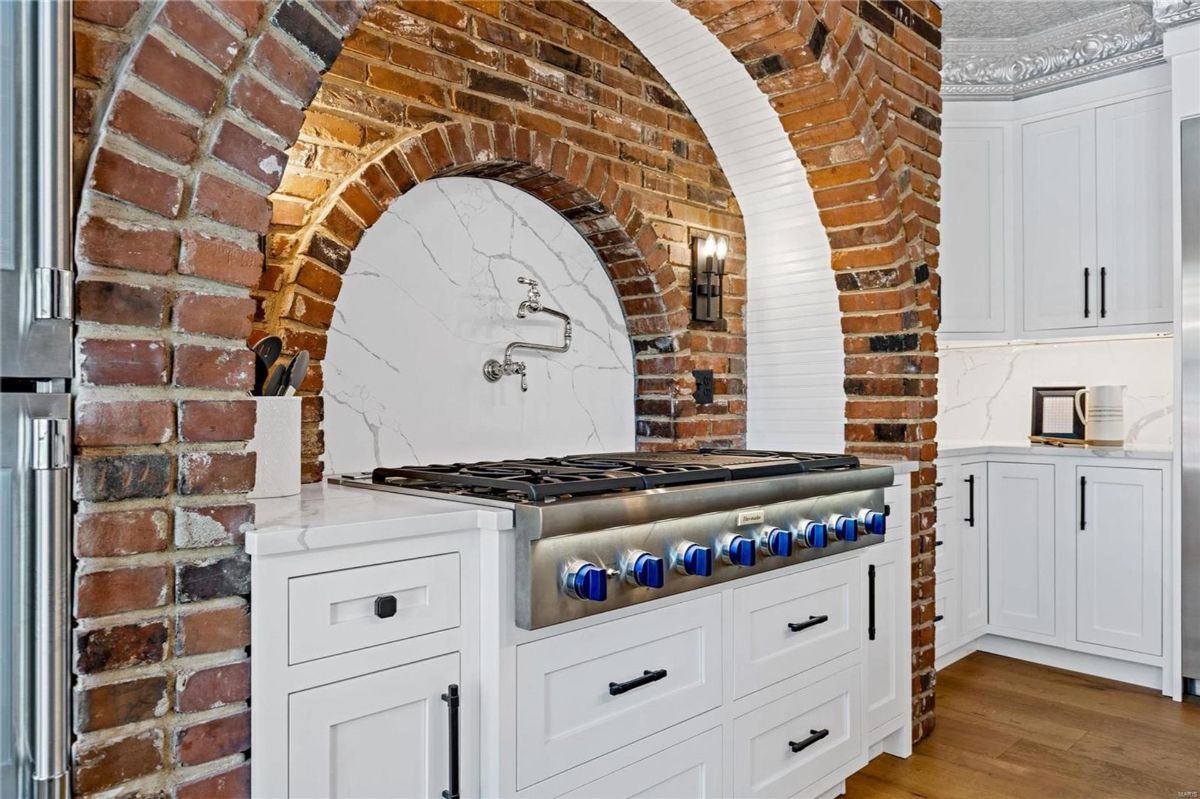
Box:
xmin=555 ymin=727 xmax=723 ymax=799
xmin=864 ymin=542 xmax=906 ymax=732
xmin=1076 ymin=466 xmax=1163 ymax=655
xmin=958 ymin=462 xmax=989 ymax=639
xmin=1095 ymin=93 xmax=1173 ymax=327
xmin=288 ymin=653 xmax=458 ymax=799
xmin=988 ymin=462 xmax=1056 ymax=637
xmin=1022 ymin=110 xmax=1097 ymax=332
xmin=941 ymin=126 xmax=1007 ymax=333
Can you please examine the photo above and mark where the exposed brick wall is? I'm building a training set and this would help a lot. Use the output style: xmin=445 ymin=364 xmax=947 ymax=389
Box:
xmin=677 ymin=0 xmax=943 ymax=740
xmin=69 ymin=0 xmax=941 ymax=794
xmin=259 ymin=0 xmax=749 ymax=480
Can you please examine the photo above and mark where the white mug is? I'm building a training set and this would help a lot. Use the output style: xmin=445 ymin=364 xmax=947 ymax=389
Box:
xmin=1074 ymin=385 xmax=1126 ymax=447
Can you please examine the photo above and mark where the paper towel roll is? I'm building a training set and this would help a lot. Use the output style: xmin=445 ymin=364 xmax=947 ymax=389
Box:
xmin=247 ymin=396 xmax=302 ymax=498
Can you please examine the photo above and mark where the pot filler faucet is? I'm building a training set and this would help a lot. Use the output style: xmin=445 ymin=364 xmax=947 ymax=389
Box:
xmin=483 ymin=276 xmax=572 ymax=391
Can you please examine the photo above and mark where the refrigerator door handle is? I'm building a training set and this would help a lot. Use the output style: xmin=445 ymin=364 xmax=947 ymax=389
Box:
xmin=31 ymin=416 xmax=71 ymax=796
xmin=34 ymin=267 xmax=73 ymax=321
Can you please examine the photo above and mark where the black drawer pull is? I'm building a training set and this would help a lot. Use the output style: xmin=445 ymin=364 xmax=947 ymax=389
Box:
xmin=1080 ymin=475 xmax=1087 ymax=531
xmin=935 ymin=540 xmax=944 ymax=547
xmin=789 ymin=728 xmax=830 ymax=753
xmin=934 ymin=614 xmax=945 ymax=623
xmin=374 ymin=595 xmax=397 ymax=618
xmin=964 ymin=474 xmax=976 ymax=527
xmin=788 ymin=614 xmax=829 ymax=633
xmin=441 ymin=684 xmax=460 ymax=799
xmin=867 ymin=565 xmax=877 ymax=642
xmin=609 ymin=668 xmax=667 ymax=696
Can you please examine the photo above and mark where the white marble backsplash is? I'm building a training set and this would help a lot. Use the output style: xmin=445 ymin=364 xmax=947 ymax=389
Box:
xmin=937 ymin=336 xmax=1173 ymax=449
xmin=322 ymin=177 xmax=635 ymax=474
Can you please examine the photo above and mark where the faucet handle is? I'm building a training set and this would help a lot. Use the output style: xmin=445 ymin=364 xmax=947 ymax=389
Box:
xmin=517 ymin=276 xmax=538 ymax=287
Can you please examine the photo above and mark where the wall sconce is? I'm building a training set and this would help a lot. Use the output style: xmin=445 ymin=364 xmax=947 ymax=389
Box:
xmin=691 ymin=233 xmax=728 ymax=322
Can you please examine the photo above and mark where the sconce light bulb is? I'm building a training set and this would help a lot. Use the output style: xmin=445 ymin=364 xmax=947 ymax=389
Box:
xmin=715 ymin=237 xmax=728 ymax=260
xmin=703 ymin=234 xmax=716 ymax=257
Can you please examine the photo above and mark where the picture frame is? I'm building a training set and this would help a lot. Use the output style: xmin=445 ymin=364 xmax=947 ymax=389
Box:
xmin=1031 ymin=386 xmax=1085 ymax=440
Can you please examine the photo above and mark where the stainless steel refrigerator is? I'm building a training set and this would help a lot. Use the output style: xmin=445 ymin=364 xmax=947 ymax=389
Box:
xmin=1 ymin=1 xmax=74 ymax=797
xmin=1184 ymin=116 xmax=1200 ymax=697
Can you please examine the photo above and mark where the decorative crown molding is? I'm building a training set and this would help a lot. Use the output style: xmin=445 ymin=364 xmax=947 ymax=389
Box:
xmin=944 ymin=4 xmax=1164 ymax=100
xmin=1154 ymin=0 xmax=1200 ymax=27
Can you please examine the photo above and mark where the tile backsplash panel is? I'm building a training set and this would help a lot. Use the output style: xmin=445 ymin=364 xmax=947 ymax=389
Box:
xmin=323 ymin=177 xmax=635 ymax=473
xmin=937 ymin=336 xmax=1173 ymax=449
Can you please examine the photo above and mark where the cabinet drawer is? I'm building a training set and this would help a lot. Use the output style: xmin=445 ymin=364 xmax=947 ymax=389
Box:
xmin=516 ymin=594 xmax=722 ymax=789
xmin=935 ymin=575 xmax=955 ymax=650
xmin=934 ymin=528 xmax=956 ymax=576
xmin=555 ymin=727 xmax=723 ymax=799
xmin=732 ymin=558 xmax=860 ymax=698
xmin=289 ymin=553 xmax=460 ymax=664
xmin=732 ymin=667 xmax=864 ymax=799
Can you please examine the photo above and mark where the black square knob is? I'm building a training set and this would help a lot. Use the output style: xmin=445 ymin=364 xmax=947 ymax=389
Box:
xmin=374 ymin=595 xmax=397 ymax=618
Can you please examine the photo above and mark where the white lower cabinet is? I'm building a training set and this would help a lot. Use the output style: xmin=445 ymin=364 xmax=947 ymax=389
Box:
xmin=1076 ymin=466 xmax=1163 ymax=655
xmin=289 ymin=652 xmax=460 ymax=799
xmin=732 ymin=668 xmax=864 ymax=799
xmin=555 ymin=727 xmax=723 ymax=799
xmin=864 ymin=539 xmax=907 ymax=734
xmin=957 ymin=462 xmax=988 ymax=640
xmin=987 ymin=462 xmax=1056 ymax=637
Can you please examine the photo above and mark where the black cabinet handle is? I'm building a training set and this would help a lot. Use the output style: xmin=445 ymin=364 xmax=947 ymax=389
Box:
xmin=1080 ymin=475 xmax=1087 ymax=531
xmin=609 ymin=668 xmax=667 ymax=696
xmin=788 ymin=615 xmax=829 ymax=633
xmin=1084 ymin=267 xmax=1091 ymax=318
xmin=964 ymin=474 xmax=975 ymax=527
xmin=867 ymin=565 xmax=877 ymax=641
xmin=1100 ymin=267 xmax=1107 ymax=318
xmin=789 ymin=728 xmax=830 ymax=753
xmin=374 ymin=595 xmax=397 ymax=618
xmin=441 ymin=684 xmax=460 ymax=799
xmin=934 ymin=614 xmax=945 ymax=623
xmin=935 ymin=540 xmax=944 ymax=547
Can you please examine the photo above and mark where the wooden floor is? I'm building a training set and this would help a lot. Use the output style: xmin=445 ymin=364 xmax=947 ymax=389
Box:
xmin=846 ymin=653 xmax=1200 ymax=798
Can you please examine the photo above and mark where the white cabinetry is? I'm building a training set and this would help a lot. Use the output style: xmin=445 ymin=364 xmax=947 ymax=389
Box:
xmin=1076 ymin=466 xmax=1163 ymax=655
xmin=555 ymin=728 xmax=723 ymax=799
xmin=863 ymin=538 xmax=908 ymax=734
xmin=1022 ymin=110 xmax=1097 ymax=332
xmin=958 ymin=462 xmax=989 ymax=640
xmin=940 ymin=126 xmax=1007 ymax=334
xmin=987 ymin=462 xmax=1057 ymax=638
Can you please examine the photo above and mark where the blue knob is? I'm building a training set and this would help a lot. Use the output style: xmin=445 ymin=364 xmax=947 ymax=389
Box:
xmin=568 ymin=563 xmax=607 ymax=601
xmin=631 ymin=552 xmax=665 ymax=588
xmin=761 ymin=528 xmax=793 ymax=558
xmin=677 ymin=543 xmax=714 ymax=577
xmin=860 ymin=510 xmax=886 ymax=536
xmin=799 ymin=521 xmax=828 ymax=549
xmin=833 ymin=516 xmax=859 ymax=542
xmin=722 ymin=535 xmax=756 ymax=567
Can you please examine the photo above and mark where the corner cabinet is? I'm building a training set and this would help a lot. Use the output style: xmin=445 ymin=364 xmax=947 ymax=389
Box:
xmin=987 ymin=462 xmax=1057 ymax=638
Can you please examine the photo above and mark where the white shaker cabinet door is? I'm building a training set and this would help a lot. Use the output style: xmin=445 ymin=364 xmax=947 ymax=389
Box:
xmin=940 ymin=125 xmax=1007 ymax=334
xmin=555 ymin=727 xmax=724 ymax=799
xmin=958 ymin=462 xmax=989 ymax=640
xmin=289 ymin=653 xmax=460 ymax=799
xmin=1076 ymin=466 xmax=1163 ymax=655
xmin=1022 ymin=109 xmax=1097 ymax=332
xmin=864 ymin=539 xmax=907 ymax=733
xmin=987 ymin=462 xmax=1056 ymax=638
xmin=1095 ymin=92 xmax=1173 ymax=327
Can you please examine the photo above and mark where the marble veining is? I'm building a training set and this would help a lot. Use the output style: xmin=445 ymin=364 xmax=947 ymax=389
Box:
xmin=323 ymin=177 xmax=635 ymax=474
xmin=937 ymin=336 xmax=1173 ymax=448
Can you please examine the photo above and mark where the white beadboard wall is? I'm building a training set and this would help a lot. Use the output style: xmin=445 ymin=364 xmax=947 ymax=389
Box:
xmin=590 ymin=0 xmax=846 ymax=452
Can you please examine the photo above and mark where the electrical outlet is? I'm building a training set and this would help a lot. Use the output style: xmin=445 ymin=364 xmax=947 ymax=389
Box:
xmin=693 ymin=369 xmax=714 ymax=405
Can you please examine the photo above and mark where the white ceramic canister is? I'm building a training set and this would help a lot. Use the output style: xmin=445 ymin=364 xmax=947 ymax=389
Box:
xmin=247 ymin=396 xmax=302 ymax=498
xmin=1074 ymin=385 xmax=1126 ymax=447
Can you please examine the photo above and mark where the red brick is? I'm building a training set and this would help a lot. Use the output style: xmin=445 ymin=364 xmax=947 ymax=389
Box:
xmin=230 ymin=75 xmax=306 ymax=141
xmin=79 ymin=339 xmax=169 ymax=386
xmin=173 ymin=293 xmax=256 ymax=339
xmin=179 ymin=231 xmax=263 ymax=287
xmin=213 ymin=0 xmax=264 ymax=33
xmin=74 ymin=730 xmax=163 ymax=794
xmin=158 ymin=2 xmax=242 ymax=71
xmin=75 ymin=509 xmax=170 ymax=558
xmin=250 ymin=32 xmax=320 ymax=102
xmin=76 ymin=565 xmax=169 ymax=618
xmin=76 ymin=400 xmax=174 ymax=447
xmin=76 ymin=621 xmax=168 ymax=674
xmin=180 ymin=400 xmax=257 ymax=443
xmin=177 ymin=603 xmax=250 ymax=655
xmin=77 ymin=215 xmax=179 ymax=274
xmin=211 ymin=121 xmax=288 ymax=189
xmin=179 ymin=451 xmax=256 ymax=495
xmin=90 ymin=148 xmax=183 ymax=218
xmin=74 ymin=675 xmax=167 ymax=734
xmin=192 ymin=173 xmax=272 ymax=234
xmin=76 ymin=280 xmax=169 ymax=328
xmin=132 ymin=35 xmax=223 ymax=114
xmin=74 ymin=29 xmax=123 ymax=81
xmin=108 ymin=91 xmax=201 ymax=163
xmin=176 ymin=762 xmax=250 ymax=799
xmin=173 ymin=344 xmax=255 ymax=390
xmin=176 ymin=660 xmax=250 ymax=712
xmin=175 ymin=710 xmax=250 ymax=767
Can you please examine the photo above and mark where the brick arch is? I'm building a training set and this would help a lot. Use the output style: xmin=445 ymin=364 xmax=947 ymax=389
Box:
xmin=260 ymin=119 xmax=691 ymax=477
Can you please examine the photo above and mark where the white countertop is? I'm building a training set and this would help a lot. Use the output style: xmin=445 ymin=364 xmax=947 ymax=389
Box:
xmin=939 ymin=441 xmax=1172 ymax=462
xmin=862 ymin=458 xmax=919 ymax=476
xmin=245 ymin=482 xmax=514 ymax=556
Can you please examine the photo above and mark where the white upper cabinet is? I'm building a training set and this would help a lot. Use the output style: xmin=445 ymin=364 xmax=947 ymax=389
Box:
xmin=1094 ymin=93 xmax=1173 ymax=327
xmin=1022 ymin=109 xmax=1098 ymax=332
xmin=940 ymin=126 xmax=1007 ymax=334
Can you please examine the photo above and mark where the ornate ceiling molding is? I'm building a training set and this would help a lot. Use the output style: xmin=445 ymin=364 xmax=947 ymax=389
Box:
xmin=1154 ymin=0 xmax=1200 ymax=27
xmin=944 ymin=4 xmax=1164 ymax=100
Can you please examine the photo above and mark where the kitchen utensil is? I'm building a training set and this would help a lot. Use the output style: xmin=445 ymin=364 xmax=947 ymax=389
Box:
xmin=252 ymin=336 xmax=283 ymax=395
xmin=262 ymin=363 xmax=286 ymax=398
xmin=1073 ymin=384 xmax=1126 ymax=446
xmin=278 ymin=350 xmax=310 ymax=396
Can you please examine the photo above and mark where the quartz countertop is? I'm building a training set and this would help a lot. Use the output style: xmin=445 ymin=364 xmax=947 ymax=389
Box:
xmin=861 ymin=458 xmax=919 ymax=476
xmin=938 ymin=442 xmax=1172 ymax=462
xmin=245 ymin=481 xmax=514 ymax=556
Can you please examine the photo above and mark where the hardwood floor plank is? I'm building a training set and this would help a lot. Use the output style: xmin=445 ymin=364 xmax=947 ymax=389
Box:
xmin=846 ymin=652 xmax=1200 ymax=797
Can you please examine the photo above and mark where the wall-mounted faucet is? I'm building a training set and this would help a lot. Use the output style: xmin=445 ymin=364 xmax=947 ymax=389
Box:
xmin=483 ymin=277 xmax=573 ymax=392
